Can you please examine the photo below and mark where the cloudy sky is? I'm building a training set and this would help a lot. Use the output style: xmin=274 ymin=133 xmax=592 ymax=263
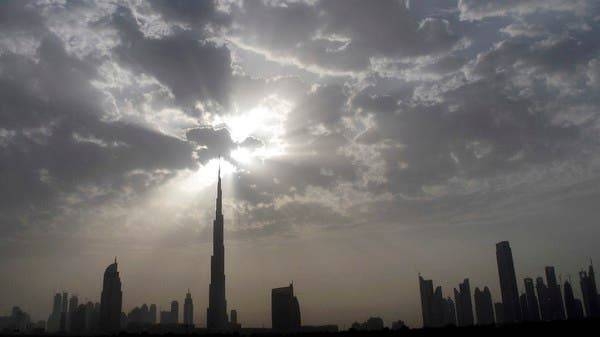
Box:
xmin=1 ymin=0 xmax=600 ymax=328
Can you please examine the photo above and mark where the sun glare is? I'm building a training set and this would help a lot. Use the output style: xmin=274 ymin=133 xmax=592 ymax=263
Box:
xmin=208 ymin=96 xmax=291 ymax=165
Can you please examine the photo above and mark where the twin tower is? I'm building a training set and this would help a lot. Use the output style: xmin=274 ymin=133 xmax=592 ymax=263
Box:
xmin=99 ymin=168 xmax=230 ymax=332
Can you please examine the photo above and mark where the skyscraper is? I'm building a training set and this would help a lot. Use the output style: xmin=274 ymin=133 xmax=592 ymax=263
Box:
xmin=99 ymin=259 xmax=122 ymax=333
xmin=474 ymin=286 xmax=494 ymax=325
xmin=207 ymin=167 xmax=229 ymax=330
xmin=419 ymin=275 xmax=445 ymax=328
xmin=230 ymin=309 xmax=241 ymax=330
xmin=579 ymin=262 xmax=600 ymax=318
xmin=494 ymin=302 xmax=504 ymax=325
xmin=159 ymin=301 xmax=179 ymax=325
xmin=84 ymin=301 xmax=99 ymax=333
xmin=454 ymin=279 xmax=474 ymax=326
xmin=523 ymin=278 xmax=540 ymax=321
xmin=536 ymin=276 xmax=551 ymax=321
xmin=563 ymin=280 xmax=584 ymax=320
xmin=419 ymin=276 xmax=434 ymax=328
xmin=272 ymin=283 xmax=301 ymax=332
xmin=184 ymin=290 xmax=194 ymax=326
xmin=60 ymin=292 xmax=68 ymax=332
xmin=545 ymin=266 xmax=566 ymax=321
xmin=68 ymin=295 xmax=78 ymax=332
xmin=70 ymin=304 xmax=87 ymax=335
xmin=47 ymin=293 xmax=62 ymax=333
xmin=442 ymin=297 xmax=457 ymax=326
xmin=171 ymin=301 xmax=179 ymax=324
xmin=496 ymin=241 xmax=521 ymax=323
xmin=149 ymin=304 xmax=157 ymax=324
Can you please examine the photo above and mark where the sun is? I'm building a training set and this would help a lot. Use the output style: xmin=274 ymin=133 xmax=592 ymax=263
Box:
xmin=209 ymin=95 xmax=291 ymax=165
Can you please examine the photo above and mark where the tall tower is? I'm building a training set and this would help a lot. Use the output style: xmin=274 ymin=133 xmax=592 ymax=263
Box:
xmin=99 ymin=258 xmax=122 ymax=333
xmin=184 ymin=290 xmax=194 ymax=326
xmin=496 ymin=241 xmax=522 ymax=323
xmin=580 ymin=261 xmax=600 ymax=317
xmin=207 ymin=167 xmax=228 ymax=330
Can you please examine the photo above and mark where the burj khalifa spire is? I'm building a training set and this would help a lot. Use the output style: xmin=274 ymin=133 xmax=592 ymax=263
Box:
xmin=207 ymin=165 xmax=228 ymax=330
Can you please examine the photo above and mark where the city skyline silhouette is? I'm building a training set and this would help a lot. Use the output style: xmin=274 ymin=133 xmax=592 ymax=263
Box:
xmin=2 ymin=167 xmax=599 ymax=334
xmin=2 ymin=0 xmax=600 ymax=334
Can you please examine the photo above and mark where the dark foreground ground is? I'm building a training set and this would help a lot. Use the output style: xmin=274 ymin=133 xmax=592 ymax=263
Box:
xmin=2 ymin=319 xmax=600 ymax=337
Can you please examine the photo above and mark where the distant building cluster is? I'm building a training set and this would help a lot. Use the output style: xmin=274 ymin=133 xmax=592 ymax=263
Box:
xmin=419 ymin=240 xmax=600 ymax=328
xmin=0 ymin=306 xmax=40 ymax=333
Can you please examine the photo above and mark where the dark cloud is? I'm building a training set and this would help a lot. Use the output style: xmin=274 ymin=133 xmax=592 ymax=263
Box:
xmin=148 ymin=0 xmax=230 ymax=29
xmin=0 ymin=32 xmax=195 ymax=235
xmin=186 ymin=126 xmax=264 ymax=163
xmin=0 ymin=1 xmax=45 ymax=34
xmin=112 ymin=6 xmax=232 ymax=110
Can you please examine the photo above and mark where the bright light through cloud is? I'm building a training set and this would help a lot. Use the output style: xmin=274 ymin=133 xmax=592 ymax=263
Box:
xmin=208 ymin=95 xmax=291 ymax=164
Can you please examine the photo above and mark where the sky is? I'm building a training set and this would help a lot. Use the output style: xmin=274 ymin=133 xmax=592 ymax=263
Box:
xmin=1 ymin=0 xmax=600 ymax=329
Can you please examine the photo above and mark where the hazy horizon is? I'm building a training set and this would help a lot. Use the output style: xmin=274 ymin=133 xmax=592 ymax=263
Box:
xmin=1 ymin=0 xmax=600 ymax=329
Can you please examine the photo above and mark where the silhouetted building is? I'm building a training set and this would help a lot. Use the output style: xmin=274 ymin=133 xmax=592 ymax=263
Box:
xmin=159 ymin=301 xmax=179 ymax=325
xmin=494 ymin=302 xmax=504 ymax=324
xmin=351 ymin=317 xmax=384 ymax=331
xmin=545 ymin=266 xmax=566 ymax=320
xmin=230 ymin=309 xmax=241 ymax=330
xmin=84 ymin=302 xmax=100 ymax=333
xmin=442 ymin=297 xmax=457 ymax=326
xmin=159 ymin=311 xmax=171 ymax=325
xmin=432 ymin=286 xmax=444 ymax=326
xmin=99 ymin=259 xmax=122 ymax=333
xmin=47 ymin=293 xmax=62 ymax=333
xmin=474 ymin=286 xmax=494 ymax=325
xmin=523 ymin=278 xmax=540 ymax=321
xmin=454 ymin=279 xmax=474 ymax=326
xmin=536 ymin=276 xmax=551 ymax=321
xmin=272 ymin=283 xmax=301 ymax=332
xmin=171 ymin=301 xmax=179 ymax=324
xmin=184 ymin=291 xmax=194 ymax=326
xmin=120 ymin=312 xmax=128 ymax=329
xmin=68 ymin=295 xmax=78 ymax=332
xmin=519 ymin=293 xmax=528 ymax=322
xmin=70 ymin=304 xmax=87 ymax=335
xmin=496 ymin=241 xmax=522 ymax=323
xmin=419 ymin=276 xmax=434 ymax=327
xmin=60 ymin=292 xmax=68 ymax=332
xmin=149 ymin=304 xmax=157 ymax=324
xmin=127 ymin=304 xmax=154 ymax=328
xmin=563 ymin=280 xmax=584 ymax=320
xmin=207 ymin=167 xmax=229 ymax=330
xmin=580 ymin=262 xmax=600 ymax=318
xmin=391 ymin=320 xmax=408 ymax=330
xmin=0 ymin=306 xmax=32 ymax=333
xmin=419 ymin=275 xmax=446 ymax=328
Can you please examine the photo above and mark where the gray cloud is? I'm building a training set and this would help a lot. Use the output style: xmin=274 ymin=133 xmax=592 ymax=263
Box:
xmin=111 ymin=6 xmax=232 ymax=110
xmin=230 ymin=0 xmax=461 ymax=73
